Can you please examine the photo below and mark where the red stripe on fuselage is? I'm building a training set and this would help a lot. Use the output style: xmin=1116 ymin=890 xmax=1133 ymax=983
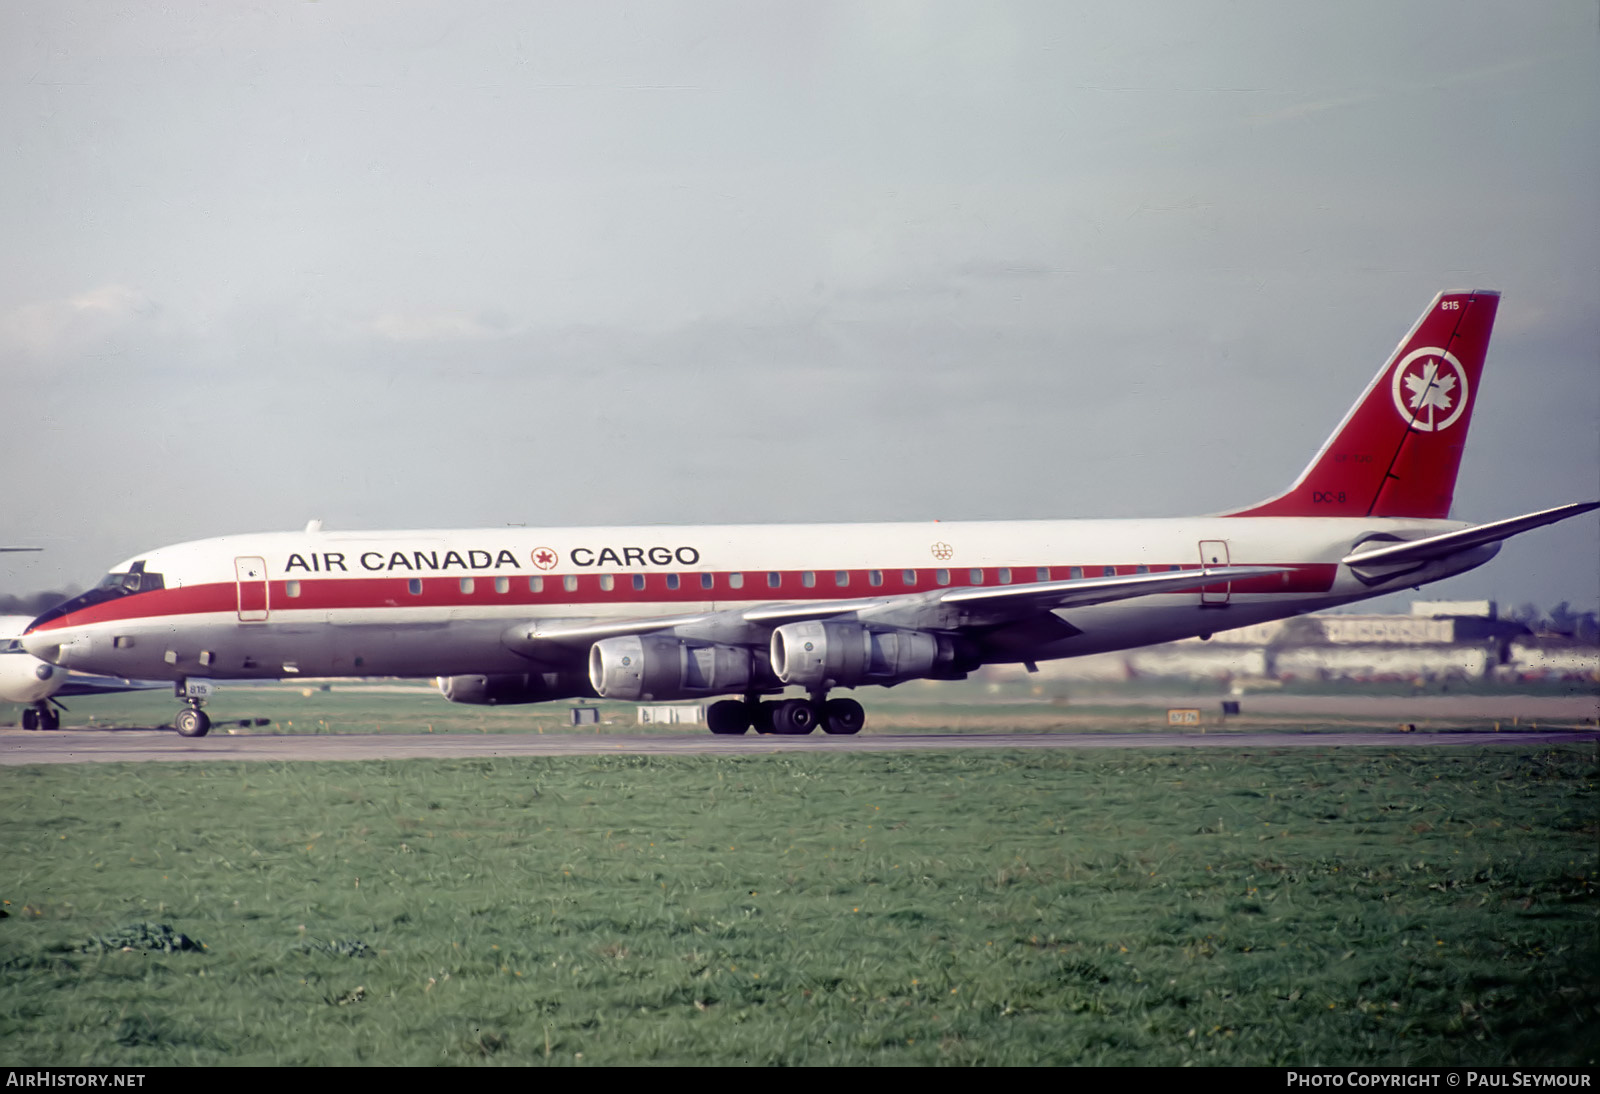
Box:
xmin=26 ymin=563 xmax=1339 ymax=631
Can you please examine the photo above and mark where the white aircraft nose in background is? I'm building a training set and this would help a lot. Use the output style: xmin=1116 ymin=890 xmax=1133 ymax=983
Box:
xmin=1 ymin=614 xmax=162 ymax=731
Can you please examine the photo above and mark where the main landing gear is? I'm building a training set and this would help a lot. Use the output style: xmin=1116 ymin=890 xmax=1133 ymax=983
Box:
xmin=706 ymin=694 xmax=866 ymax=736
xmin=20 ymin=702 xmax=60 ymax=731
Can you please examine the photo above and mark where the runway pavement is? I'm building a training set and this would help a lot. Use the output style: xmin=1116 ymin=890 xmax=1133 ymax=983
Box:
xmin=1081 ymin=693 xmax=1600 ymax=719
xmin=3 ymin=727 xmax=1594 ymax=765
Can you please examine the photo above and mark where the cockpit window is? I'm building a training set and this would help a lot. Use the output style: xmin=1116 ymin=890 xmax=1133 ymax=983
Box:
xmin=94 ymin=568 xmax=165 ymax=595
xmin=26 ymin=562 xmax=166 ymax=631
xmin=98 ymin=571 xmax=156 ymax=593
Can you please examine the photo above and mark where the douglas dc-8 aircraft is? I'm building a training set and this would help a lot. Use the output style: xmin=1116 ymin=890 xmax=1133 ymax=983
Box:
xmin=21 ymin=290 xmax=1598 ymax=738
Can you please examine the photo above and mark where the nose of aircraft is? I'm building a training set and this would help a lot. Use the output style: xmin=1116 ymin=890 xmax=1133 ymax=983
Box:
xmin=20 ymin=629 xmax=63 ymax=663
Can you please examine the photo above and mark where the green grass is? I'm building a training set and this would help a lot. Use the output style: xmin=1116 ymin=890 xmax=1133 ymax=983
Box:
xmin=7 ymin=674 xmax=1596 ymax=736
xmin=2 ymin=745 xmax=1596 ymax=1065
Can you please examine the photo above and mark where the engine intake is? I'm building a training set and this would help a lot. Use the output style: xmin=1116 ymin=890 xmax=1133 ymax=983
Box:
xmin=771 ymin=621 xmax=969 ymax=689
xmin=436 ymin=672 xmax=596 ymax=705
xmin=588 ymin=634 xmax=764 ymax=701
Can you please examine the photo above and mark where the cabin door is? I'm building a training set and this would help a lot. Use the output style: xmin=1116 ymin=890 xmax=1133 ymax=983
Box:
xmin=235 ymin=556 xmax=269 ymax=622
xmin=1197 ymin=540 xmax=1231 ymax=605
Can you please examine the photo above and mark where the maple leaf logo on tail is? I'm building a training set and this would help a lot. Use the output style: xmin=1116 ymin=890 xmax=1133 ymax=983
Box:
xmin=1405 ymin=359 xmax=1456 ymax=413
xmin=1390 ymin=347 xmax=1469 ymax=432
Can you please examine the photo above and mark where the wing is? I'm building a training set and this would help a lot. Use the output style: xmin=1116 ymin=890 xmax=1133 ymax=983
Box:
xmin=51 ymin=672 xmax=169 ymax=699
xmin=502 ymin=564 xmax=1290 ymax=664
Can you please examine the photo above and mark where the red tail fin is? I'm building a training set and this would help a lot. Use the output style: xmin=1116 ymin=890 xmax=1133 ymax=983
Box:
xmin=1228 ymin=290 xmax=1500 ymax=519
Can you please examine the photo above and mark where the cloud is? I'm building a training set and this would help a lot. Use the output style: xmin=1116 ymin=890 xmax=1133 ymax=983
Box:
xmin=0 ymin=285 xmax=157 ymax=363
xmin=364 ymin=310 xmax=506 ymax=342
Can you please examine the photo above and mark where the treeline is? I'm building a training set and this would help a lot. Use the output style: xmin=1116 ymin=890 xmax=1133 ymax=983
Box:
xmin=1505 ymin=602 xmax=1600 ymax=643
xmin=0 ymin=589 xmax=79 ymax=617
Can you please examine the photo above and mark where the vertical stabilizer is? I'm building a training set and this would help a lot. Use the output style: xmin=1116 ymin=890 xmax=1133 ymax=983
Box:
xmin=1227 ymin=290 xmax=1499 ymax=519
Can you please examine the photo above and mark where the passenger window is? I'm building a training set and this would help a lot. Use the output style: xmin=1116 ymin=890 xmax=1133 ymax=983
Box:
xmin=530 ymin=576 xmax=544 ymax=593
xmin=600 ymin=575 xmax=615 ymax=591
xmin=1136 ymin=565 xmax=1149 ymax=574
xmin=632 ymin=574 xmax=645 ymax=591
xmin=802 ymin=571 xmax=816 ymax=588
xmin=998 ymin=567 xmax=1012 ymax=585
xmin=666 ymin=574 xmax=680 ymax=590
xmin=1036 ymin=567 xmax=1050 ymax=582
xmin=408 ymin=579 xmax=423 ymax=596
xmin=902 ymin=569 xmax=917 ymax=586
xmin=868 ymin=570 xmax=883 ymax=587
xmin=1069 ymin=566 xmax=1083 ymax=579
xmin=936 ymin=569 xmax=950 ymax=586
xmin=495 ymin=576 xmax=509 ymax=594
xmin=459 ymin=577 xmax=474 ymax=594
xmin=834 ymin=571 xmax=849 ymax=587
xmin=729 ymin=573 xmax=744 ymax=589
xmin=968 ymin=568 xmax=983 ymax=585
xmin=768 ymin=572 xmax=781 ymax=589
xmin=1103 ymin=566 xmax=1116 ymax=577
xmin=563 ymin=575 xmax=577 ymax=592
xmin=700 ymin=573 xmax=713 ymax=590
xmin=285 ymin=581 xmax=301 ymax=598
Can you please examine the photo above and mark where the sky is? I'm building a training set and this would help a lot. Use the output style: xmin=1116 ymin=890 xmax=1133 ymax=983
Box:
xmin=2 ymin=1 xmax=1597 ymax=615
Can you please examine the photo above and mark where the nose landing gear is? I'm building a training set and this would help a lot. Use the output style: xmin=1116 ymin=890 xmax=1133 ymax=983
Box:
xmin=20 ymin=702 xmax=60 ymax=731
xmin=174 ymin=706 xmax=211 ymax=738
xmin=173 ymin=678 xmax=214 ymax=738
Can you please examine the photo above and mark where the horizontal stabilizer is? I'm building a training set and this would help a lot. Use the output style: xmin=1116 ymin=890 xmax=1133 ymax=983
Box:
xmin=1342 ymin=501 xmax=1600 ymax=569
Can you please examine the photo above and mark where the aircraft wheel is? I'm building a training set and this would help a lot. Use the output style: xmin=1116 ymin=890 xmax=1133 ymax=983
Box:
xmin=751 ymin=701 xmax=776 ymax=735
xmin=770 ymin=698 xmax=817 ymax=736
xmin=21 ymin=708 xmax=38 ymax=731
xmin=706 ymin=699 xmax=750 ymax=735
xmin=39 ymin=708 xmax=60 ymax=732
xmin=174 ymin=708 xmax=211 ymax=738
xmin=822 ymin=697 xmax=865 ymax=735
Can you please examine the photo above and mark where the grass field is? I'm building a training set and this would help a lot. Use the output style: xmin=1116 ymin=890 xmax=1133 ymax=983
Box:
xmin=3 ymin=744 xmax=1596 ymax=1065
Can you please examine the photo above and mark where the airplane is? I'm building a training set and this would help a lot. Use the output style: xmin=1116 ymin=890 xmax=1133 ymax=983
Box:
xmin=1 ymin=615 xmax=164 ymax=730
xmin=19 ymin=290 xmax=1599 ymax=739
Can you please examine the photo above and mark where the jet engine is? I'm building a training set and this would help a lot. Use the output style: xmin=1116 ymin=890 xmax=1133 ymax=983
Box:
xmin=436 ymin=672 xmax=596 ymax=705
xmin=588 ymin=634 xmax=764 ymax=701
xmin=770 ymin=621 xmax=971 ymax=690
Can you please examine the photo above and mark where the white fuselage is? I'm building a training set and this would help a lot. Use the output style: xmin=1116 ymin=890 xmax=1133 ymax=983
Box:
xmin=22 ymin=515 xmax=1491 ymax=688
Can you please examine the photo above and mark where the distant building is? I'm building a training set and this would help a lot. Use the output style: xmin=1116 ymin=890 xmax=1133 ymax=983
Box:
xmin=1501 ymin=639 xmax=1600 ymax=681
xmin=637 ymin=705 xmax=704 ymax=725
xmin=1411 ymin=600 xmax=1496 ymax=619
xmin=1318 ymin=616 xmax=1454 ymax=645
xmin=1017 ymin=600 xmax=1595 ymax=684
